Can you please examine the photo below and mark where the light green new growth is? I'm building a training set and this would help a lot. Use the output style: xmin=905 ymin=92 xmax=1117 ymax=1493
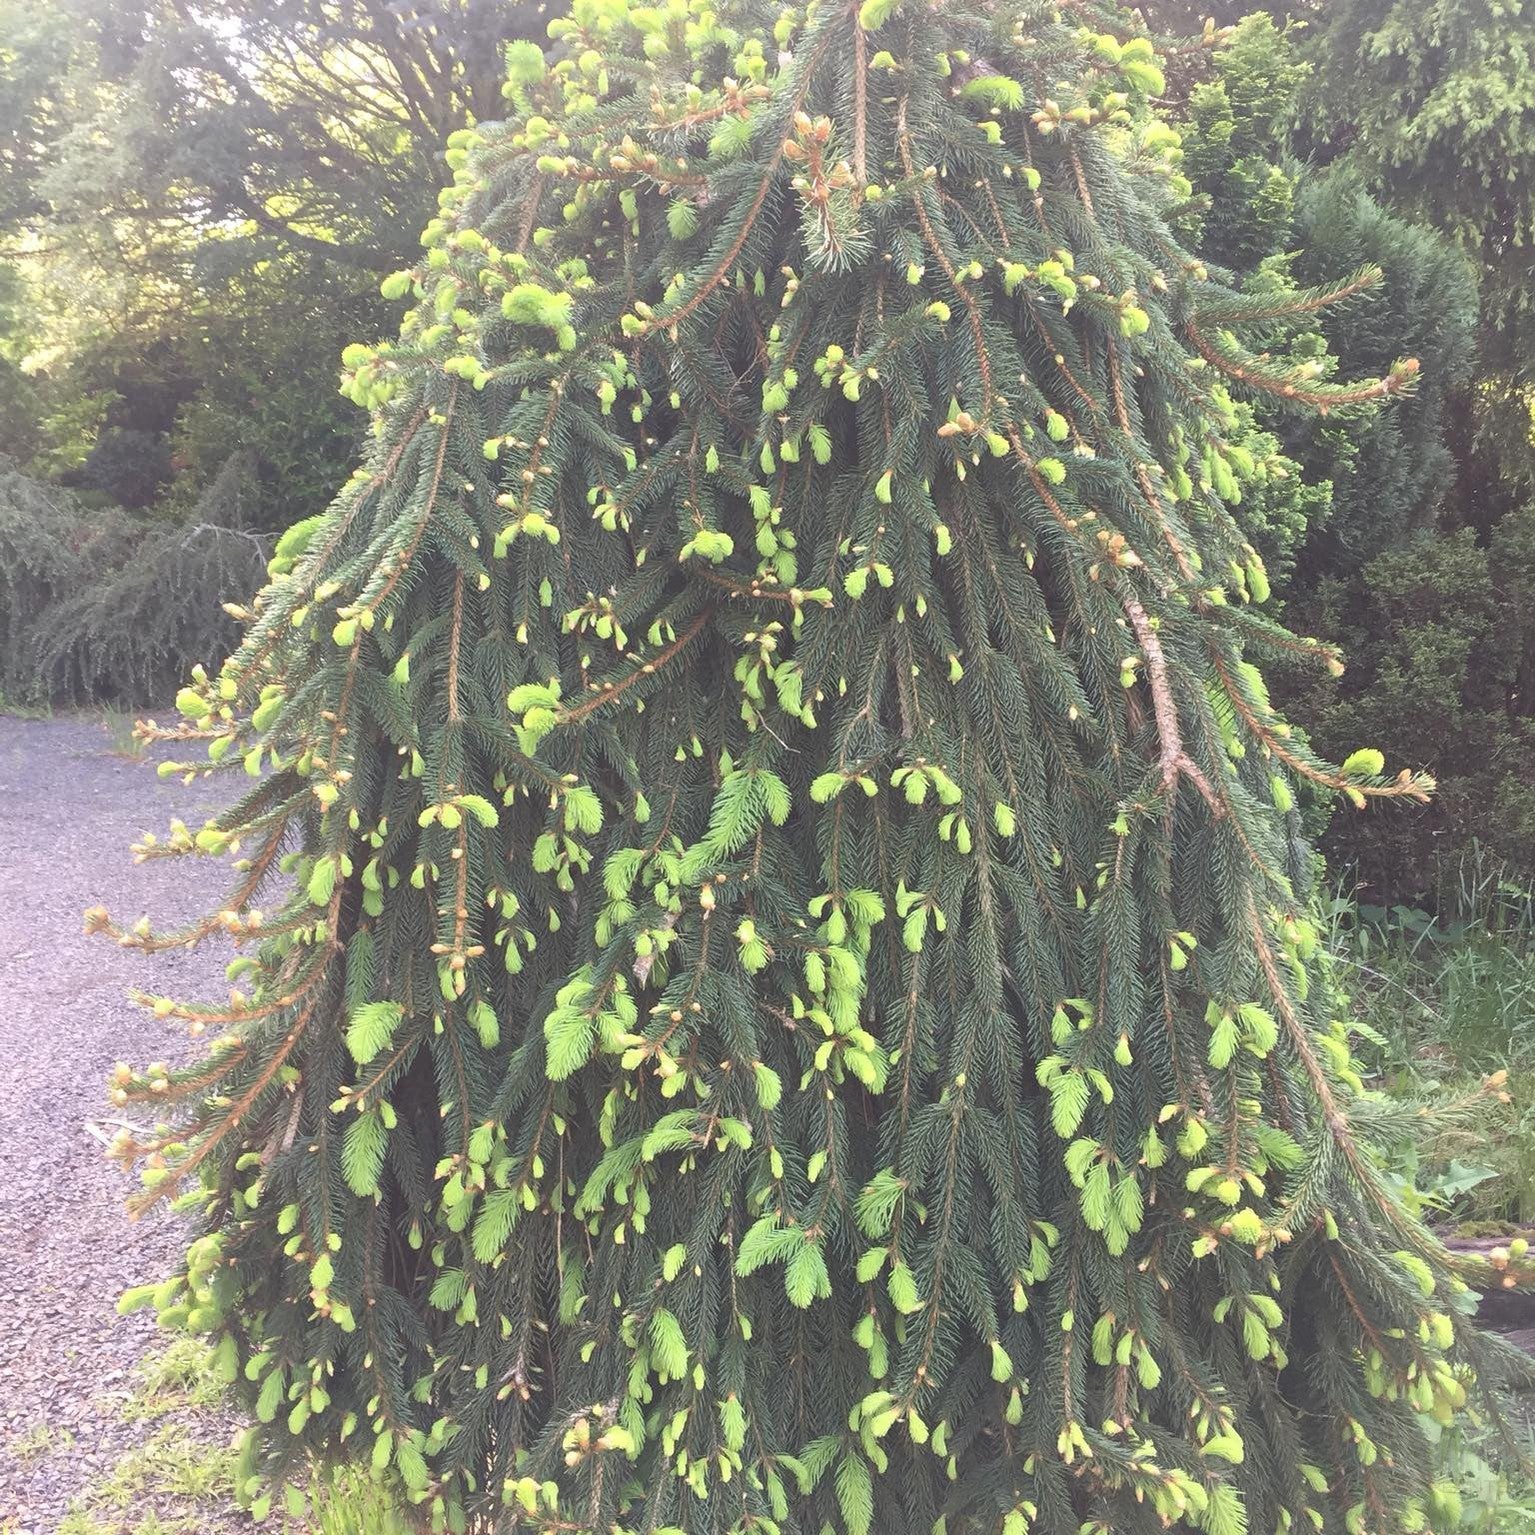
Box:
xmin=89 ymin=1 xmax=1509 ymax=1533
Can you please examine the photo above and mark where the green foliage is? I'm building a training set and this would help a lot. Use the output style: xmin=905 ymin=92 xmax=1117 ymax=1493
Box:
xmin=1325 ymin=852 xmax=1535 ymax=1225
xmin=101 ymin=3 xmax=1501 ymax=1533
xmin=0 ymin=456 xmax=86 ymax=703
xmin=0 ymin=453 xmax=270 ymax=705
xmin=1302 ymin=0 xmax=1535 ymax=382
xmin=1164 ymin=9 xmax=1503 ymax=903
xmin=1206 ymin=356 xmax=1332 ymax=587
xmin=150 ymin=268 xmax=386 ymax=533
xmin=1142 ymin=0 xmax=1310 ymax=25
xmin=1288 ymin=176 xmax=1478 ymax=570
xmin=1286 ymin=510 xmax=1535 ymax=899
xmin=81 ymin=427 xmax=171 ymax=509
xmin=1172 ymin=13 xmax=1478 ymax=575
xmin=10 ymin=0 xmax=551 ymax=277
xmin=0 ymin=0 xmax=77 ymax=229
xmin=1176 ymin=14 xmax=1307 ymax=269
xmin=0 ymin=0 xmax=553 ymax=703
xmin=1273 ymin=8 xmax=1535 ymax=902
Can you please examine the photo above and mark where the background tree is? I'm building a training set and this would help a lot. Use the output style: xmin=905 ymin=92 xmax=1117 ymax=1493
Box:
xmin=101 ymin=4 xmax=1508 ymax=1534
xmin=0 ymin=0 xmax=548 ymax=701
xmin=33 ymin=0 xmax=550 ymax=278
xmin=1300 ymin=0 xmax=1535 ymax=448
xmin=1160 ymin=11 xmax=1534 ymax=905
xmin=1166 ymin=13 xmax=1479 ymax=569
xmin=3 ymin=0 xmax=551 ymax=508
xmin=1287 ymin=511 xmax=1535 ymax=898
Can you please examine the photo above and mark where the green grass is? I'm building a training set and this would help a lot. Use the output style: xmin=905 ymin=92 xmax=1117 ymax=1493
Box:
xmin=1328 ymin=847 xmax=1535 ymax=1224
xmin=43 ymin=1339 xmax=239 ymax=1535
xmin=99 ymin=708 xmax=149 ymax=759
xmin=6 ymin=1420 xmax=76 ymax=1463
xmin=306 ymin=1468 xmax=414 ymax=1535
xmin=24 ymin=1334 xmax=418 ymax=1535
xmin=119 ymin=1334 xmax=231 ymax=1422
xmin=1326 ymin=847 xmax=1535 ymax=1530
xmin=57 ymin=1420 xmax=237 ymax=1531
xmin=0 ymin=690 xmax=51 ymax=720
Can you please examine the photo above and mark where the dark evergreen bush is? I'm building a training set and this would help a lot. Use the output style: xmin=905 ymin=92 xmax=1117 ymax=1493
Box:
xmin=0 ymin=453 xmax=269 ymax=705
xmin=98 ymin=3 xmax=1514 ymax=1532
xmin=0 ymin=456 xmax=84 ymax=703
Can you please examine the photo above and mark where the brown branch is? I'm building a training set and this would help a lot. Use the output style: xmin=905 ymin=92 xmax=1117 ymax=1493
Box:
xmin=897 ymin=102 xmax=995 ymax=417
xmin=367 ymin=385 xmax=458 ymax=616
xmin=557 ymin=604 xmax=717 ymax=725
xmin=1184 ymin=319 xmax=1419 ymax=412
xmin=127 ymin=998 xmax=318 ymax=1216
xmin=850 ymin=3 xmax=868 ymax=188
xmin=447 ymin=572 xmax=465 ymax=721
xmin=1208 ymin=650 xmax=1433 ymax=803
xmin=1124 ymin=596 xmax=1221 ymax=813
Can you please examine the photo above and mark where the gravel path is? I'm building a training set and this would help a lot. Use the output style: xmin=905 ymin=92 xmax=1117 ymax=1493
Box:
xmin=0 ymin=715 xmax=247 ymax=1533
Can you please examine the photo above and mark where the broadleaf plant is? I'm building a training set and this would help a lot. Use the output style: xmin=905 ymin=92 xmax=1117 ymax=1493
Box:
xmin=95 ymin=1 xmax=1511 ymax=1532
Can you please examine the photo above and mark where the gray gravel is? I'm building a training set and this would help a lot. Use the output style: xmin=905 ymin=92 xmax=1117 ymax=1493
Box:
xmin=0 ymin=714 xmax=248 ymax=1532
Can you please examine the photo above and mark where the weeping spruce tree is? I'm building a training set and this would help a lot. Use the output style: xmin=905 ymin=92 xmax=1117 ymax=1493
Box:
xmin=94 ymin=1 xmax=1510 ymax=1531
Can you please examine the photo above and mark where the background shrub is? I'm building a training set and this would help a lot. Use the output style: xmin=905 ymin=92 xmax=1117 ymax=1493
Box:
xmin=0 ymin=453 xmax=270 ymax=705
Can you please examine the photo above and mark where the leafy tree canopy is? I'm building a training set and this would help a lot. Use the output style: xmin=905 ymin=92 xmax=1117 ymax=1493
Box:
xmin=1298 ymin=0 xmax=1535 ymax=488
xmin=9 ymin=0 xmax=552 ymax=274
xmin=0 ymin=0 xmax=549 ymax=512
xmin=1302 ymin=0 xmax=1535 ymax=348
